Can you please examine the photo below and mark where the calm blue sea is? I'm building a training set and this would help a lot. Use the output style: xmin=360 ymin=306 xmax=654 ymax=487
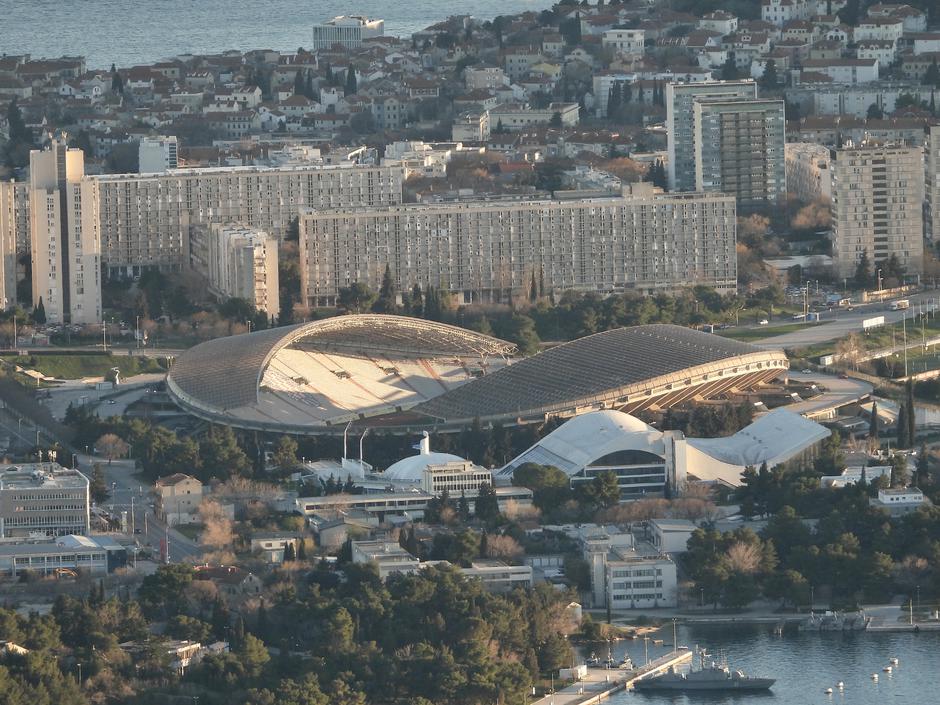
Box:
xmin=0 ymin=0 xmax=547 ymax=69
xmin=606 ymin=624 xmax=940 ymax=705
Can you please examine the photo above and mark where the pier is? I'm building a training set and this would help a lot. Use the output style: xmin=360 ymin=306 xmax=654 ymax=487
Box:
xmin=531 ymin=649 xmax=693 ymax=705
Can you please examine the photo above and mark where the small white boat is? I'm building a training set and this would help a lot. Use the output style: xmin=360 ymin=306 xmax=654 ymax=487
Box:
xmin=825 ymin=688 xmax=833 ymax=694
xmin=883 ymin=666 xmax=892 ymax=673
xmin=837 ymin=682 xmax=844 ymax=689
xmin=889 ymin=657 xmax=899 ymax=665
xmin=871 ymin=674 xmax=879 ymax=681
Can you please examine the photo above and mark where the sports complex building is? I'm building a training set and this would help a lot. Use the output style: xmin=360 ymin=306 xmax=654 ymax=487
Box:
xmin=167 ymin=315 xmax=790 ymax=435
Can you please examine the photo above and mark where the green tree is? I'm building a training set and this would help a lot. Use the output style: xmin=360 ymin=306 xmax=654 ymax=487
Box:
xmin=512 ymin=463 xmax=572 ymax=513
xmin=924 ymin=58 xmax=940 ymax=87
xmin=373 ymin=264 xmax=398 ymax=313
xmin=33 ymin=297 xmax=46 ymax=325
xmin=474 ymin=482 xmax=500 ymax=523
xmin=89 ymin=463 xmax=109 ymax=504
xmin=759 ymin=59 xmax=778 ymax=89
xmin=890 ymin=453 xmax=909 ymax=487
xmin=721 ymin=54 xmax=740 ymax=80
xmin=293 ymin=69 xmax=305 ymax=95
xmin=867 ymin=102 xmax=884 ymax=119
xmin=345 ymin=65 xmax=357 ymax=94
xmin=110 ymin=63 xmax=124 ymax=94
xmin=271 ymin=435 xmax=298 ymax=469
xmin=338 ymin=282 xmax=377 ymax=313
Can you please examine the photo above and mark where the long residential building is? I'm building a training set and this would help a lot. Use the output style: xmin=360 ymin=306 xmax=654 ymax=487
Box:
xmin=299 ymin=184 xmax=737 ymax=307
xmin=831 ymin=141 xmax=924 ymax=279
xmin=0 ymin=140 xmax=404 ymax=323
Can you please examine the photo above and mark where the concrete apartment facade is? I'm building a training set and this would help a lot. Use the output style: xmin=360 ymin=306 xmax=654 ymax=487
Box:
xmin=925 ymin=124 xmax=940 ymax=244
xmin=28 ymin=137 xmax=102 ymax=324
xmin=785 ymin=142 xmax=832 ymax=202
xmin=0 ymin=141 xmax=405 ymax=323
xmin=193 ymin=223 xmax=280 ymax=319
xmin=693 ymin=98 xmax=787 ymax=207
xmin=666 ymin=79 xmax=757 ymax=191
xmin=831 ymin=142 xmax=924 ymax=279
xmin=0 ymin=463 xmax=90 ymax=538
xmin=299 ymin=184 xmax=737 ymax=306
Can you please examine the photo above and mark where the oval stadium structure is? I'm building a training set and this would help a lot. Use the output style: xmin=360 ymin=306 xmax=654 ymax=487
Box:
xmin=167 ymin=316 xmax=788 ymax=433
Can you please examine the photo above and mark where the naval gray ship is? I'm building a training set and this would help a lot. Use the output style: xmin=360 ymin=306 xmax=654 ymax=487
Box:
xmin=633 ymin=653 xmax=775 ymax=692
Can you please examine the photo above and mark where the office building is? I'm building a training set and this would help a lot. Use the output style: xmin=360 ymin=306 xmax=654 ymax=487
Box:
xmin=0 ymin=534 xmax=124 ymax=578
xmin=351 ymin=540 xmax=421 ymax=579
xmin=28 ymin=136 xmax=102 ymax=324
xmin=693 ymin=99 xmax=786 ymax=207
xmin=299 ymin=183 xmax=737 ymax=307
xmin=666 ymin=80 xmax=757 ymax=191
xmin=604 ymin=550 xmax=678 ymax=609
xmin=0 ymin=463 xmax=90 ymax=538
xmin=831 ymin=142 xmax=924 ymax=279
xmin=138 ymin=135 xmax=179 ymax=173
xmin=311 ymin=16 xmax=384 ymax=51
xmin=192 ymin=223 xmax=279 ymax=319
xmin=785 ymin=142 xmax=832 ymax=202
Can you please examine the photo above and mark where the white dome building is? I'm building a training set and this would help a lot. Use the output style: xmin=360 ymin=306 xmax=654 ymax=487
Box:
xmin=383 ymin=433 xmax=470 ymax=483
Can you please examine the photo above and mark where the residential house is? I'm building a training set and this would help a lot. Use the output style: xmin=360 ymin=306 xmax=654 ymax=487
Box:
xmin=154 ymin=473 xmax=203 ymax=526
xmin=194 ymin=565 xmax=263 ymax=598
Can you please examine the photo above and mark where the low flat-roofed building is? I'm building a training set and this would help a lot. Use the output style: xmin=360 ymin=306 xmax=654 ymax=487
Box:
xmin=871 ymin=487 xmax=928 ymax=515
xmin=0 ymin=534 xmax=121 ymax=578
xmin=307 ymin=508 xmax=377 ymax=549
xmin=461 ymin=560 xmax=533 ymax=593
xmin=351 ymin=539 xmax=421 ymax=579
xmin=0 ymin=463 xmax=90 ymax=538
xmin=821 ymin=465 xmax=891 ymax=488
xmin=249 ymin=532 xmax=301 ymax=563
xmin=648 ymin=518 xmax=696 ymax=553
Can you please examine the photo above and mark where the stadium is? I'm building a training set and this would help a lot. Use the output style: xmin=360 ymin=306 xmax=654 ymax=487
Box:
xmin=166 ymin=315 xmax=789 ymax=434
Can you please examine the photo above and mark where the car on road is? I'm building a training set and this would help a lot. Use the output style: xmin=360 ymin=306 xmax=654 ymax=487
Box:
xmin=839 ymin=373 xmax=849 ymax=379
xmin=134 ymin=528 xmax=142 ymax=534
xmin=801 ymin=369 xmax=812 ymax=373
xmin=759 ymin=319 xmax=769 ymax=325
xmin=107 ymin=399 xmax=116 ymax=405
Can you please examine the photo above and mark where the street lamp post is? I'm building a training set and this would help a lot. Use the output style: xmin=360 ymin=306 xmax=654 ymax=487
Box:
xmin=877 ymin=269 xmax=883 ymax=295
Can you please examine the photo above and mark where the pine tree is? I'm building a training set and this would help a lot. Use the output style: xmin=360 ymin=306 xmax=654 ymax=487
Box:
xmin=33 ymin=297 xmax=46 ymax=324
xmin=256 ymin=598 xmax=268 ymax=638
xmin=411 ymin=283 xmax=424 ymax=317
xmin=759 ymin=59 xmax=778 ymax=89
xmin=479 ymin=531 xmax=489 ymax=558
xmin=345 ymin=65 xmax=357 ymax=94
xmin=283 ymin=542 xmax=296 ymax=562
xmin=529 ymin=271 xmax=538 ymax=302
xmin=915 ymin=443 xmax=930 ymax=490
xmin=232 ymin=615 xmax=246 ymax=649
xmin=458 ymin=491 xmax=471 ymax=521
xmin=897 ymin=401 xmax=909 ymax=449
xmin=905 ymin=380 xmax=916 ymax=447
xmin=868 ymin=400 xmax=879 ymax=452
xmin=304 ymin=70 xmax=316 ymax=100
xmin=293 ymin=69 xmax=305 ymax=95
xmin=374 ymin=264 xmax=398 ymax=313
xmin=110 ymin=64 xmax=124 ymax=94
xmin=855 ymin=250 xmax=873 ymax=289
xmin=607 ymin=82 xmax=622 ymax=118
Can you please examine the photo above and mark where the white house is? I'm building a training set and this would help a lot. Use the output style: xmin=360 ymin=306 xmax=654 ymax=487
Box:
xmin=801 ymin=58 xmax=879 ymax=83
xmin=602 ymin=29 xmax=646 ymax=57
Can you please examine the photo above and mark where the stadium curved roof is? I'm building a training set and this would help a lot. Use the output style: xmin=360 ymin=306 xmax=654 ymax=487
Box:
xmin=167 ymin=315 xmax=516 ymax=418
xmin=410 ymin=324 xmax=788 ymax=426
xmin=166 ymin=321 xmax=787 ymax=434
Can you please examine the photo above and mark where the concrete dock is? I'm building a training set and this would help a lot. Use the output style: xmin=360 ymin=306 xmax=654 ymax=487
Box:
xmin=531 ymin=649 xmax=694 ymax=705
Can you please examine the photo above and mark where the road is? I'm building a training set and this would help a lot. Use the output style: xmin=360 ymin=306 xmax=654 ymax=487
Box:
xmin=43 ymin=373 xmax=165 ymax=421
xmin=752 ymin=292 xmax=940 ymax=349
xmin=77 ymin=454 xmax=200 ymax=563
xmin=784 ymin=371 xmax=873 ymax=418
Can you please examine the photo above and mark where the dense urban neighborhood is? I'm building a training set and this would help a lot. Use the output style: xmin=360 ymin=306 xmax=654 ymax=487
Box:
xmin=3 ymin=1 xmax=940 ymax=704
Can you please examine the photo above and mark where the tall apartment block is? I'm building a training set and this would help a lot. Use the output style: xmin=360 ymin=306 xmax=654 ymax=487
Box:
xmin=693 ymin=99 xmax=786 ymax=207
xmin=0 ymin=463 xmax=90 ymax=538
xmin=299 ymin=184 xmax=737 ymax=307
xmin=28 ymin=137 xmax=102 ymax=324
xmin=831 ymin=142 xmax=924 ymax=280
xmin=191 ymin=223 xmax=280 ymax=320
xmin=138 ymin=135 xmax=179 ymax=173
xmin=311 ymin=16 xmax=384 ymax=51
xmin=925 ymin=124 xmax=940 ymax=244
xmin=0 ymin=181 xmax=29 ymax=309
xmin=665 ymin=80 xmax=756 ymax=192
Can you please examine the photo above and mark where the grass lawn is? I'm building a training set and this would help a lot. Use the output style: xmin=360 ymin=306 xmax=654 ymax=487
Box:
xmin=717 ymin=321 xmax=832 ymax=342
xmin=0 ymin=353 xmax=165 ymax=380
